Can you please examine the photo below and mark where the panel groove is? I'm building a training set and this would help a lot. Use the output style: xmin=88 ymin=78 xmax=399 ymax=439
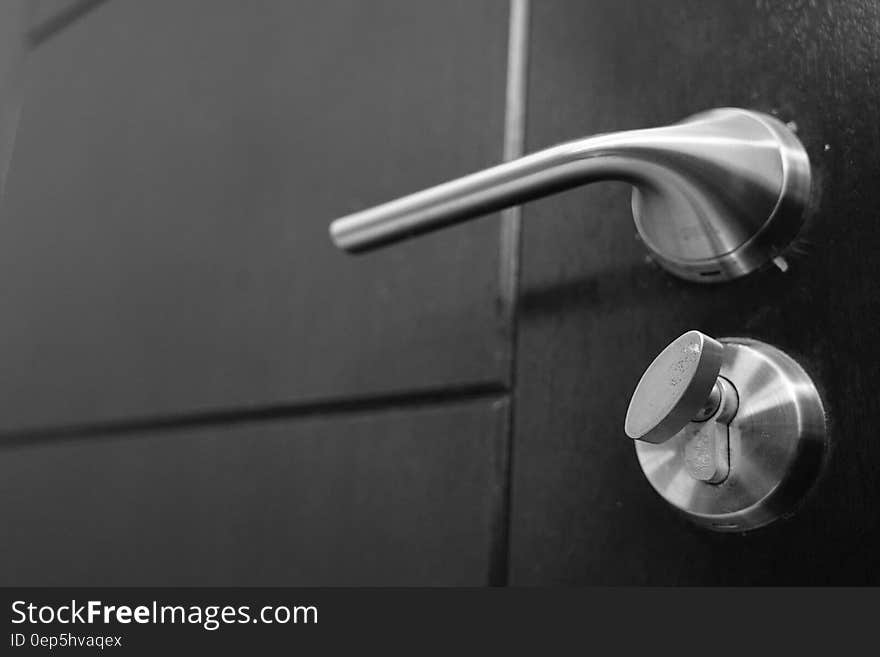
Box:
xmin=489 ymin=0 xmax=530 ymax=588
xmin=0 ymin=1 xmax=27 ymax=202
xmin=0 ymin=381 xmax=508 ymax=448
xmin=27 ymin=0 xmax=111 ymax=48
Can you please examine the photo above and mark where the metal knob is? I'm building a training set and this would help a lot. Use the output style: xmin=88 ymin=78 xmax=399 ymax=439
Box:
xmin=625 ymin=331 xmax=725 ymax=445
xmin=329 ymin=108 xmax=811 ymax=282
xmin=627 ymin=331 xmax=828 ymax=532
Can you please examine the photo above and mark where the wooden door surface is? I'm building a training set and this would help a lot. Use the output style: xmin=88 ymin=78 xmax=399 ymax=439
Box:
xmin=0 ymin=0 xmax=513 ymax=585
xmin=3 ymin=0 xmax=877 ymax=587
xmin=508 ymin=0 xmax=880 ymax=584
xmin=0 ymin=0 xmax=510 ymax=430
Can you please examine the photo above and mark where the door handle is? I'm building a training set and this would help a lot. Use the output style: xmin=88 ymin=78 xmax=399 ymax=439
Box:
xmin=329 ymin=108 xmax=811 ymax=282
xmin=626 ymin=330 xmax=827 ymax=531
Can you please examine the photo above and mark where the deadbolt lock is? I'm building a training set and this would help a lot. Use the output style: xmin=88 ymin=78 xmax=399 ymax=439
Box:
xmin=625 ymin=331 xmax=828 ymax=532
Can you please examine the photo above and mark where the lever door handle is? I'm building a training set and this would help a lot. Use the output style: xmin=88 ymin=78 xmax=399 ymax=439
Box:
xmin=329 ymin=108 xmax=810 ymax=282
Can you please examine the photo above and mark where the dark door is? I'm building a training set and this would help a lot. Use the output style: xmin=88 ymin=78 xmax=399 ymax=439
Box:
xmin=0 ymin=0 xmax=512 ymax=585
xmin=2 ymin=0 xmax=877 ymax=587
xmin=508 ymin=0 xmax=880 ymax=584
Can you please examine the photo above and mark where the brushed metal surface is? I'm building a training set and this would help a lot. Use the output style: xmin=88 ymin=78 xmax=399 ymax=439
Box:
xmin=625 ymin=330 xmax=724 ymax=444
xmin=330 ymin=108 xmax=811 ymax=282
xmin=634 ymin=338 xmax=828 ymax=532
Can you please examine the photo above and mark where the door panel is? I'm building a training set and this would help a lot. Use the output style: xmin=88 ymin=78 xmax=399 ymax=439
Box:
xmin=0 ymin=398 xmax=506 ymax=585
xmin=510 ymin=0 xmax=880 ymax=584
xmin=0 ymin=0 xmax=509 ymax=432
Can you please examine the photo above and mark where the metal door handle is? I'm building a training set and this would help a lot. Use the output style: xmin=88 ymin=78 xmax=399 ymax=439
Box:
xmin=329 ymin=108 xmax=810 ymax=282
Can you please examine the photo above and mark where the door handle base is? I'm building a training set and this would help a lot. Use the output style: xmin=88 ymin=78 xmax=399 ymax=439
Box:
xmin=631 ymin=109 xmax=812 ymax=282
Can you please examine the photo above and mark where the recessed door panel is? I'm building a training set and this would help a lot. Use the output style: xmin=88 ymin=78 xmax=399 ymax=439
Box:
xmin=0 ymin=399 xmax=506 ymax=585
xmin=0 ymin=0 xmax=509 ymax=432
